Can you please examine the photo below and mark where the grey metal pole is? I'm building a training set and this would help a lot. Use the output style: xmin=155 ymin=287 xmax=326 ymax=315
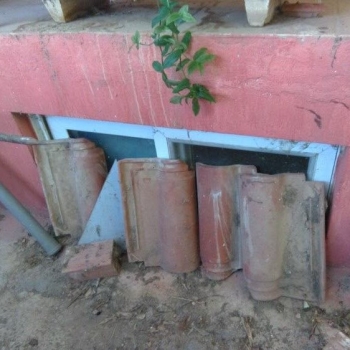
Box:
xmin=0 ymin=133 xmax=69 ymax=145
xmin=0 ymin=182 xmax=62 ymax=256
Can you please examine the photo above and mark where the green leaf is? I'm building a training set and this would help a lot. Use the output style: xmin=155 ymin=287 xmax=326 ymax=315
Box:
xmin=167 ymin=79 xmax=182 ymax=86
xmin=162 ymin=72 xmax=171 ymax=88
xmin=163 ymin=49 xmax=182 ymax=69
xmin=196 ymin=85 xmax=216 ymax=102
xmin=161 ymin=44 xmax=171 ymax=56
xmin=181 ymin=12 xmax=196 ymax=23
xmin=152 ymin=61 xmax=163 ymax=72
xmin=200 ymin=92 xmax=216 ymax=103
xmin=178 ymin=5 xmax=189 ymax=15
xmin=170 ymin=96 xmax=183 ymax=104
xmin=193 ymin=47 xmax=208 ymax=61
xmin=152 ymin=6 xmax=170 ymax=28
xmin=160 ymin=0 xmax=178 ymax=9
xmin=181 ymin=31 xmax=192 ymax=48
xmin=172 ymin=78 xmax=190 ymax=93
xmin=177 ymin=42 xmax=188 ymax=53
xmin=166 ymin=12 xmax=182 ymax=25
xmin=153 ymin=24 xmax=167 ymax=35
xmin=131 ymin=30 xmax=140 ymax=49
xmin=179 ymin=5 xmax=196 ymax=23
xmin=167 ymin=22 xmax=180 ymax=35
xmin=161 ymin=74 xmax=180 ymax=87
xmin=188 ymin=60 xmax=200 ymax=75
xmin=196 ymin=53 xmax=215 ymax=64
xmin=198 ymin=62 xmax=204 ymax=74
xmin=176 ymin=58 xmax=190 ymax=71
xmin=192 ymin=98 xmax=200 ymax=116
xmin=154 ymin=35 xmax=175 ymax=47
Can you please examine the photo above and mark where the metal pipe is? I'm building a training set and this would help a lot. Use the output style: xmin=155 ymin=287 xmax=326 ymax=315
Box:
xmin=0 ymin=182 xmax=62 ymax=256
xmin=0 ymin=133 xmax=69 ymax=145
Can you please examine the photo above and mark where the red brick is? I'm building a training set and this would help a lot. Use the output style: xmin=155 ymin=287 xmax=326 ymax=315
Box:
xmin=62 ymin=240 xmax=120 ymax=281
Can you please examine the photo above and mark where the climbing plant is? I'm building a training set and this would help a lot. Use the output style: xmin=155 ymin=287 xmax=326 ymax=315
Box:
xmin=131 ymin=0 xmax=216 ymax=116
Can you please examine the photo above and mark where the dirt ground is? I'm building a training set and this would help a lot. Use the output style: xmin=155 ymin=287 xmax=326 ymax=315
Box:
xmin=0 ymin=213 xmax=350 ymax=350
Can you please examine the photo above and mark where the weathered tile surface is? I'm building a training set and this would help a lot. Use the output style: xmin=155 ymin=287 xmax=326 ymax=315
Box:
xmin=241 ymin=173 xmax=326 ymax=302
xmin=119 ymin=159 xmax=199 ymax=273
xmin=196 ymin=163 xmax=257 ymax=280
xmin=34 ymin=139 xmax=107 ymax=238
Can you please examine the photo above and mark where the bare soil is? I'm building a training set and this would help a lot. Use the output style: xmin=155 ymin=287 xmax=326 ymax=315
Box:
xmin=0 ymin=236 xmax=348 ymax=350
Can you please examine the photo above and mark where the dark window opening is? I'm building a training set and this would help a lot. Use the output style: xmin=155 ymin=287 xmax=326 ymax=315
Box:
xmin=172 ymin=143 xmax=309 ymax=175
xmin=68 ymin=130 xmax=157 ymax=170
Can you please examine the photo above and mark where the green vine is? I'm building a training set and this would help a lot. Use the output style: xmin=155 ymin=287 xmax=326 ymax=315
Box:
xmin=131 ymin=0 xmax=216 ymax=116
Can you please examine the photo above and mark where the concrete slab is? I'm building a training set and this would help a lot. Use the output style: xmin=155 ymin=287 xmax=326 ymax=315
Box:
xmin=0 ymin=0 xmax=349 ymax=36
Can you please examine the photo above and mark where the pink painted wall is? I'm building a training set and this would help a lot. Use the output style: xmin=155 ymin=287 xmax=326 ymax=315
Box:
xmin=0 ymin=112 xmax=46 ymax=212
xmin=0 ymin=32 xmax=349 ymax=265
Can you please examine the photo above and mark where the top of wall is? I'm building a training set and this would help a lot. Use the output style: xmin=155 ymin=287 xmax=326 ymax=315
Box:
xmin=0 ymin=0 xmax=349 ymax=37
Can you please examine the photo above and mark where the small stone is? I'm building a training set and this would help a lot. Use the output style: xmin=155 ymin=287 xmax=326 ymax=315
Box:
xmin=296 ymin=313 xmax=301 ymax=319
xmin=92 ymin=309 xmax=101 ymax=316
xmin=136 ymin=313 xmax=146 ymax=320
xmin=84 ymin=288 xmax=93 ymax=298
xmin=303 ymin=301 xmax=310 ymax=310
xmin=28 ymin=338 xmax=38 ymax=347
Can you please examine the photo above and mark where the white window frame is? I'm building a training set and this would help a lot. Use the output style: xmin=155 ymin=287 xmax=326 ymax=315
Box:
xmin=46 ymin=116 xmax=341 ymax=198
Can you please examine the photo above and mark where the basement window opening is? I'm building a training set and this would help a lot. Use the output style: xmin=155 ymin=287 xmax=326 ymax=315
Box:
xmin=44 ymin=116 xmax=340 ymax=199
xmin=171 ymin=142 xmax=310 ymax=176
xmin=68 ymin=130 xmax=157 ymax=170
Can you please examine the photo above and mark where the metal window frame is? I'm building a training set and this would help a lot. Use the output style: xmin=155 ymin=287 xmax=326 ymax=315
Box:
xmin=46 ymin=116 xmax=340 ymax=197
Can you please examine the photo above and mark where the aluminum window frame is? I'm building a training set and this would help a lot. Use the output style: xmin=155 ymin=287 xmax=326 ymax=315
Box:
xmin=46 ymin=116 xmax=340 ymax=197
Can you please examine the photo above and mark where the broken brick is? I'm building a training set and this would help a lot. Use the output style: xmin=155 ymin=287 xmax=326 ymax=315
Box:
xmin=62 ymin=240 xmax=120 ymax=281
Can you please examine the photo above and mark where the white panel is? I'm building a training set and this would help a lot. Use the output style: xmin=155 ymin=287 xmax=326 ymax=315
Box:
xmin=79 ymin=161 xmax=125 ymax=248
xmin=153 ymin=130 xmax=171 ymax=158
xmin=46 ymin=116 xmax=155 ymax=139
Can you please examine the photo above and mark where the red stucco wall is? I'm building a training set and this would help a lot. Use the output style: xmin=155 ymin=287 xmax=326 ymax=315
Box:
xmin=0 ymin=32 xmax=349 ymax=265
